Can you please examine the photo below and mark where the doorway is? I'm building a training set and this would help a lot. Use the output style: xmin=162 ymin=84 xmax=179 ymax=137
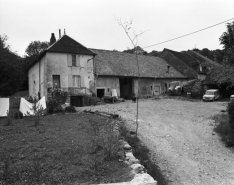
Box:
xmin=97 ymin=88 xmax=105 ymax=98
xmin=53 ymin=75 xmax=60 ymax=88
xmin=119 ymin=78 xmax=133 ymax=99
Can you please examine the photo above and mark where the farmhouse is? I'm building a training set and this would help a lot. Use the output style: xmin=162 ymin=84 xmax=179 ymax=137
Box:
xmin=28 ymin=33 xmax=189 ymax=105
xmin=92 ymin=49 xmax=188 ymax=99
xmin=160 ymin=48 xmax=220 ymax=80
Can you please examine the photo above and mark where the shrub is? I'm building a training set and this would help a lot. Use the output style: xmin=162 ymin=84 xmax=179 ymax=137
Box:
xmin=65 ymin=106 xmax=76 ymax=113
xmin=47 ymin=88 xmax=68 ymax=113
xmin=183 ymin=79 xmax=204 ymax=98
xmin=89 ymin=97 xmax=97 ymax=106
xmin=227 ymin=100 xmax=234 ymax=129
xmin=90 ymin=119 xmax=119 ymax=161
xmin=19 ymin=111 xmax=23 ymax=119
xmin=14 ymin=112 xmax=19 ymax=119
xmin=213 ymin=113 xmax=234 ymax=147
xmin=25 ymin=97 xmax=45 ymax=127
xmin=5 ymin=110 xmax=11 ymax=126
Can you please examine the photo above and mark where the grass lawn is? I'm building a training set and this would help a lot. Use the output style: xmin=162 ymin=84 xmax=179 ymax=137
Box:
xmin=0 ymin=112 xmax=132 ymax=184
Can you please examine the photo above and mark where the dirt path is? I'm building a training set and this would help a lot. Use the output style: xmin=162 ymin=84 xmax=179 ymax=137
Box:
xmin=78 ymin=99 xmax=234 ymax=185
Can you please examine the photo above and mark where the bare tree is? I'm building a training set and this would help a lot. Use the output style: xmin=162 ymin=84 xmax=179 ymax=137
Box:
xmin=117 ymin=18 xmax=147 ymax=137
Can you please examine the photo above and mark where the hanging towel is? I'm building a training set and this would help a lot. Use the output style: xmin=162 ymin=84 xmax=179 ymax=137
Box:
xmin=19 ymin=98 xmax=34 ymax=116
xmin=0 ymin=98 xmax=9 ymax=117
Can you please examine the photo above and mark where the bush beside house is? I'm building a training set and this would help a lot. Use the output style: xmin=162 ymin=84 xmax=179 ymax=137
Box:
xmin=183 ymin=79 xmax=204 ymax=98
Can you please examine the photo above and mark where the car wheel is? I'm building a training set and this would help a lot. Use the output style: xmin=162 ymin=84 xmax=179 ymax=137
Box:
xmin=203 ymin=99 xmax=205 ymax=102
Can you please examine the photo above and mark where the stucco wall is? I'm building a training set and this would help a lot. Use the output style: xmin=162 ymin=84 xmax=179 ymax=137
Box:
xmin=96 ymin=76 xmax=120 ymax=96
xmin=46 ymin=52 xmax=95 ymax=96
xmin=28 ymin=56 xmax=45 ymax=99
xmin=29 ymin=52 xmax=95 ymax=99
xmin=96 ymin=76 xmax=188 ymax=98
xmin=137 ymin=78 xmax=189 ymax=97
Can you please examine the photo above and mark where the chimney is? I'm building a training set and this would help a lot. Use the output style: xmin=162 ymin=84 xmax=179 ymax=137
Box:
xmin=50 ymin=33 xmax=56 ymax=45
xmin=59 ymin=29 xmax=61 ymax=38
xmin=64 ymin=29 xmax=66 ymax=35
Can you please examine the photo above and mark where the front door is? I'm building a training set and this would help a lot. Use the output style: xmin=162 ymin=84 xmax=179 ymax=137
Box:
xmin=53 ymin=75 xmax=60 ymax=88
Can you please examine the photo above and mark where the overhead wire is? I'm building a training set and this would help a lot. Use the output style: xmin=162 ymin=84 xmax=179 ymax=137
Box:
xmin=143 ymin=18 xmax=234 ymax=49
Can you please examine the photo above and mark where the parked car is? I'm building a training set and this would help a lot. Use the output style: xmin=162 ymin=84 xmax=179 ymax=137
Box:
xmin=203 ymin=89 xmax=220 ymax=102
xmin=231 ymin=94 xmax=234 ymax=101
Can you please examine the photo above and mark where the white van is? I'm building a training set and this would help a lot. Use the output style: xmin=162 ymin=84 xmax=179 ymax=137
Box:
xmin=231 ymin=95 xmax=234 ymax=101
xmin=203 ymin=89 xmax=220 ymax=102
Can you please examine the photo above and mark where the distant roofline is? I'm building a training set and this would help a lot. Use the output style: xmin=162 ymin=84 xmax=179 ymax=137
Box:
xmin=89 ymin=48 xmax=164 ymax=59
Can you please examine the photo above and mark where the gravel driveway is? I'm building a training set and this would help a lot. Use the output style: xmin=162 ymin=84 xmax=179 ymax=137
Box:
xmin=78 ymin=98 xmax=234 ymax=185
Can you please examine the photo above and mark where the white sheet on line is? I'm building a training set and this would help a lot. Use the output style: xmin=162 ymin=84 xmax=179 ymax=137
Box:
xmin=37 ymin=96 xmax=46 ymax=110
xmin=0 ymin=98 xmax=9 ymax=117
xmin=19 ymin=96 xmax=47 ymax=116
xmin=19 ymin=98 xmax=34 ymax=116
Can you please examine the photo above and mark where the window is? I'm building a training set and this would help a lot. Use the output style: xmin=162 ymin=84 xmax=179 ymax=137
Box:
xmin=72 ymin=75 xmax=81 ymax=87
xmin=72 ymin=55 xmax=76 ymax=66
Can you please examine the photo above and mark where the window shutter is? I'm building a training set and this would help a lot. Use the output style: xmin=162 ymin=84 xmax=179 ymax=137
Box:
xmin=81 ymin=76 xmax=84 ymax=87
xmin=68 ymin=75 xmax=72 ymax=87
xmin=76 ymin=55 xmax=80 ymax=66
xmin=67 ymin=54 xmax=72 ymax=66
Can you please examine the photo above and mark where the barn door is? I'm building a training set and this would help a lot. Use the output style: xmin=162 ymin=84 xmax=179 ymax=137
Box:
xmin=154 ymin=86 xmax=160 ymax=96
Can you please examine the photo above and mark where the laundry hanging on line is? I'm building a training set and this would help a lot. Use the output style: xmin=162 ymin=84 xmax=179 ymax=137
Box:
xmin=19 ymin=96 xmax=46 ymax=116
xmin=0 ymin=98 xmax=9 ymax=117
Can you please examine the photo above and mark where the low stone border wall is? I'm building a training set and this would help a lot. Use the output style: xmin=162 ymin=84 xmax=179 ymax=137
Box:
xmin=83 ymin=110 xmax=157 ymax=185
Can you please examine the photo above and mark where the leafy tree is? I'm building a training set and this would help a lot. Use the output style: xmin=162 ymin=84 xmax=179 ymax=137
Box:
xmin=0 ymin=35 xmax=24 ymax=96
xmin=123 ymin=46 xmax=147 ymax=55
xmin=21 ymin=41 xmax=49 ymax=90
xmin=148 ymin=50 xmax=161 ymax=57
xmin=25 ymin=41 xmax=49 ymax=57
xmin=200 ymin=48 xmax=210 ymax=57
xmin=219 ymin=21 xmax=234 ymax=64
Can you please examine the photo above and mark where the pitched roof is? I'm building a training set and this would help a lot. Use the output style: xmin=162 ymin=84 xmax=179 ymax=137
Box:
xmin=187 ymin=50 xmax=221 ymax=67
xmin=47 ymin=35 xmax=95 ymax=55
xmin=167 ymin=49 xmax=200 ymax=67
xmin=90 ymin=49 xmax=186 ymax=78
xmin=160 ymin=48 xmax=221 ymax=79
xmin=28 ymin=35 xmax=96 ymax=70
xmin=160 ymin=49 xmax=197 ymax=78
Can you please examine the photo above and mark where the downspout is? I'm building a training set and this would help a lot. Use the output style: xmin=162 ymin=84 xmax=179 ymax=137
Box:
xmin=87 ymin=55 xmax=96 ymax=96
xmin=38 ymin=59 xmax=41 ymax=100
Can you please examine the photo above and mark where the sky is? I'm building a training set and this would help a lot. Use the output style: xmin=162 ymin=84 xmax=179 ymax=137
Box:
xmin=0 ymin=0 xmax=234 ymax=57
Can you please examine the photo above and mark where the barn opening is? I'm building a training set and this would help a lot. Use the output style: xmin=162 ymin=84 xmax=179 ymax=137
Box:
xmin=119 ymin=78 xmax=133 ymax=99
xmin=97 ymin=88 xmax=105 ymax=98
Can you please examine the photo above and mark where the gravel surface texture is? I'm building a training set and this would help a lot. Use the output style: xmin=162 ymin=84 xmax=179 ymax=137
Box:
xmin=78 ymin=99 xmax=234 ymax=185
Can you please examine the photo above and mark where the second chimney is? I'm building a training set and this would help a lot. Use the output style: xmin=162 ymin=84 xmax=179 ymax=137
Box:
xmin=50 ymin=33 xmax=56 ymax=45
xmin=59 ymin=29 xmax=61 ymax=38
